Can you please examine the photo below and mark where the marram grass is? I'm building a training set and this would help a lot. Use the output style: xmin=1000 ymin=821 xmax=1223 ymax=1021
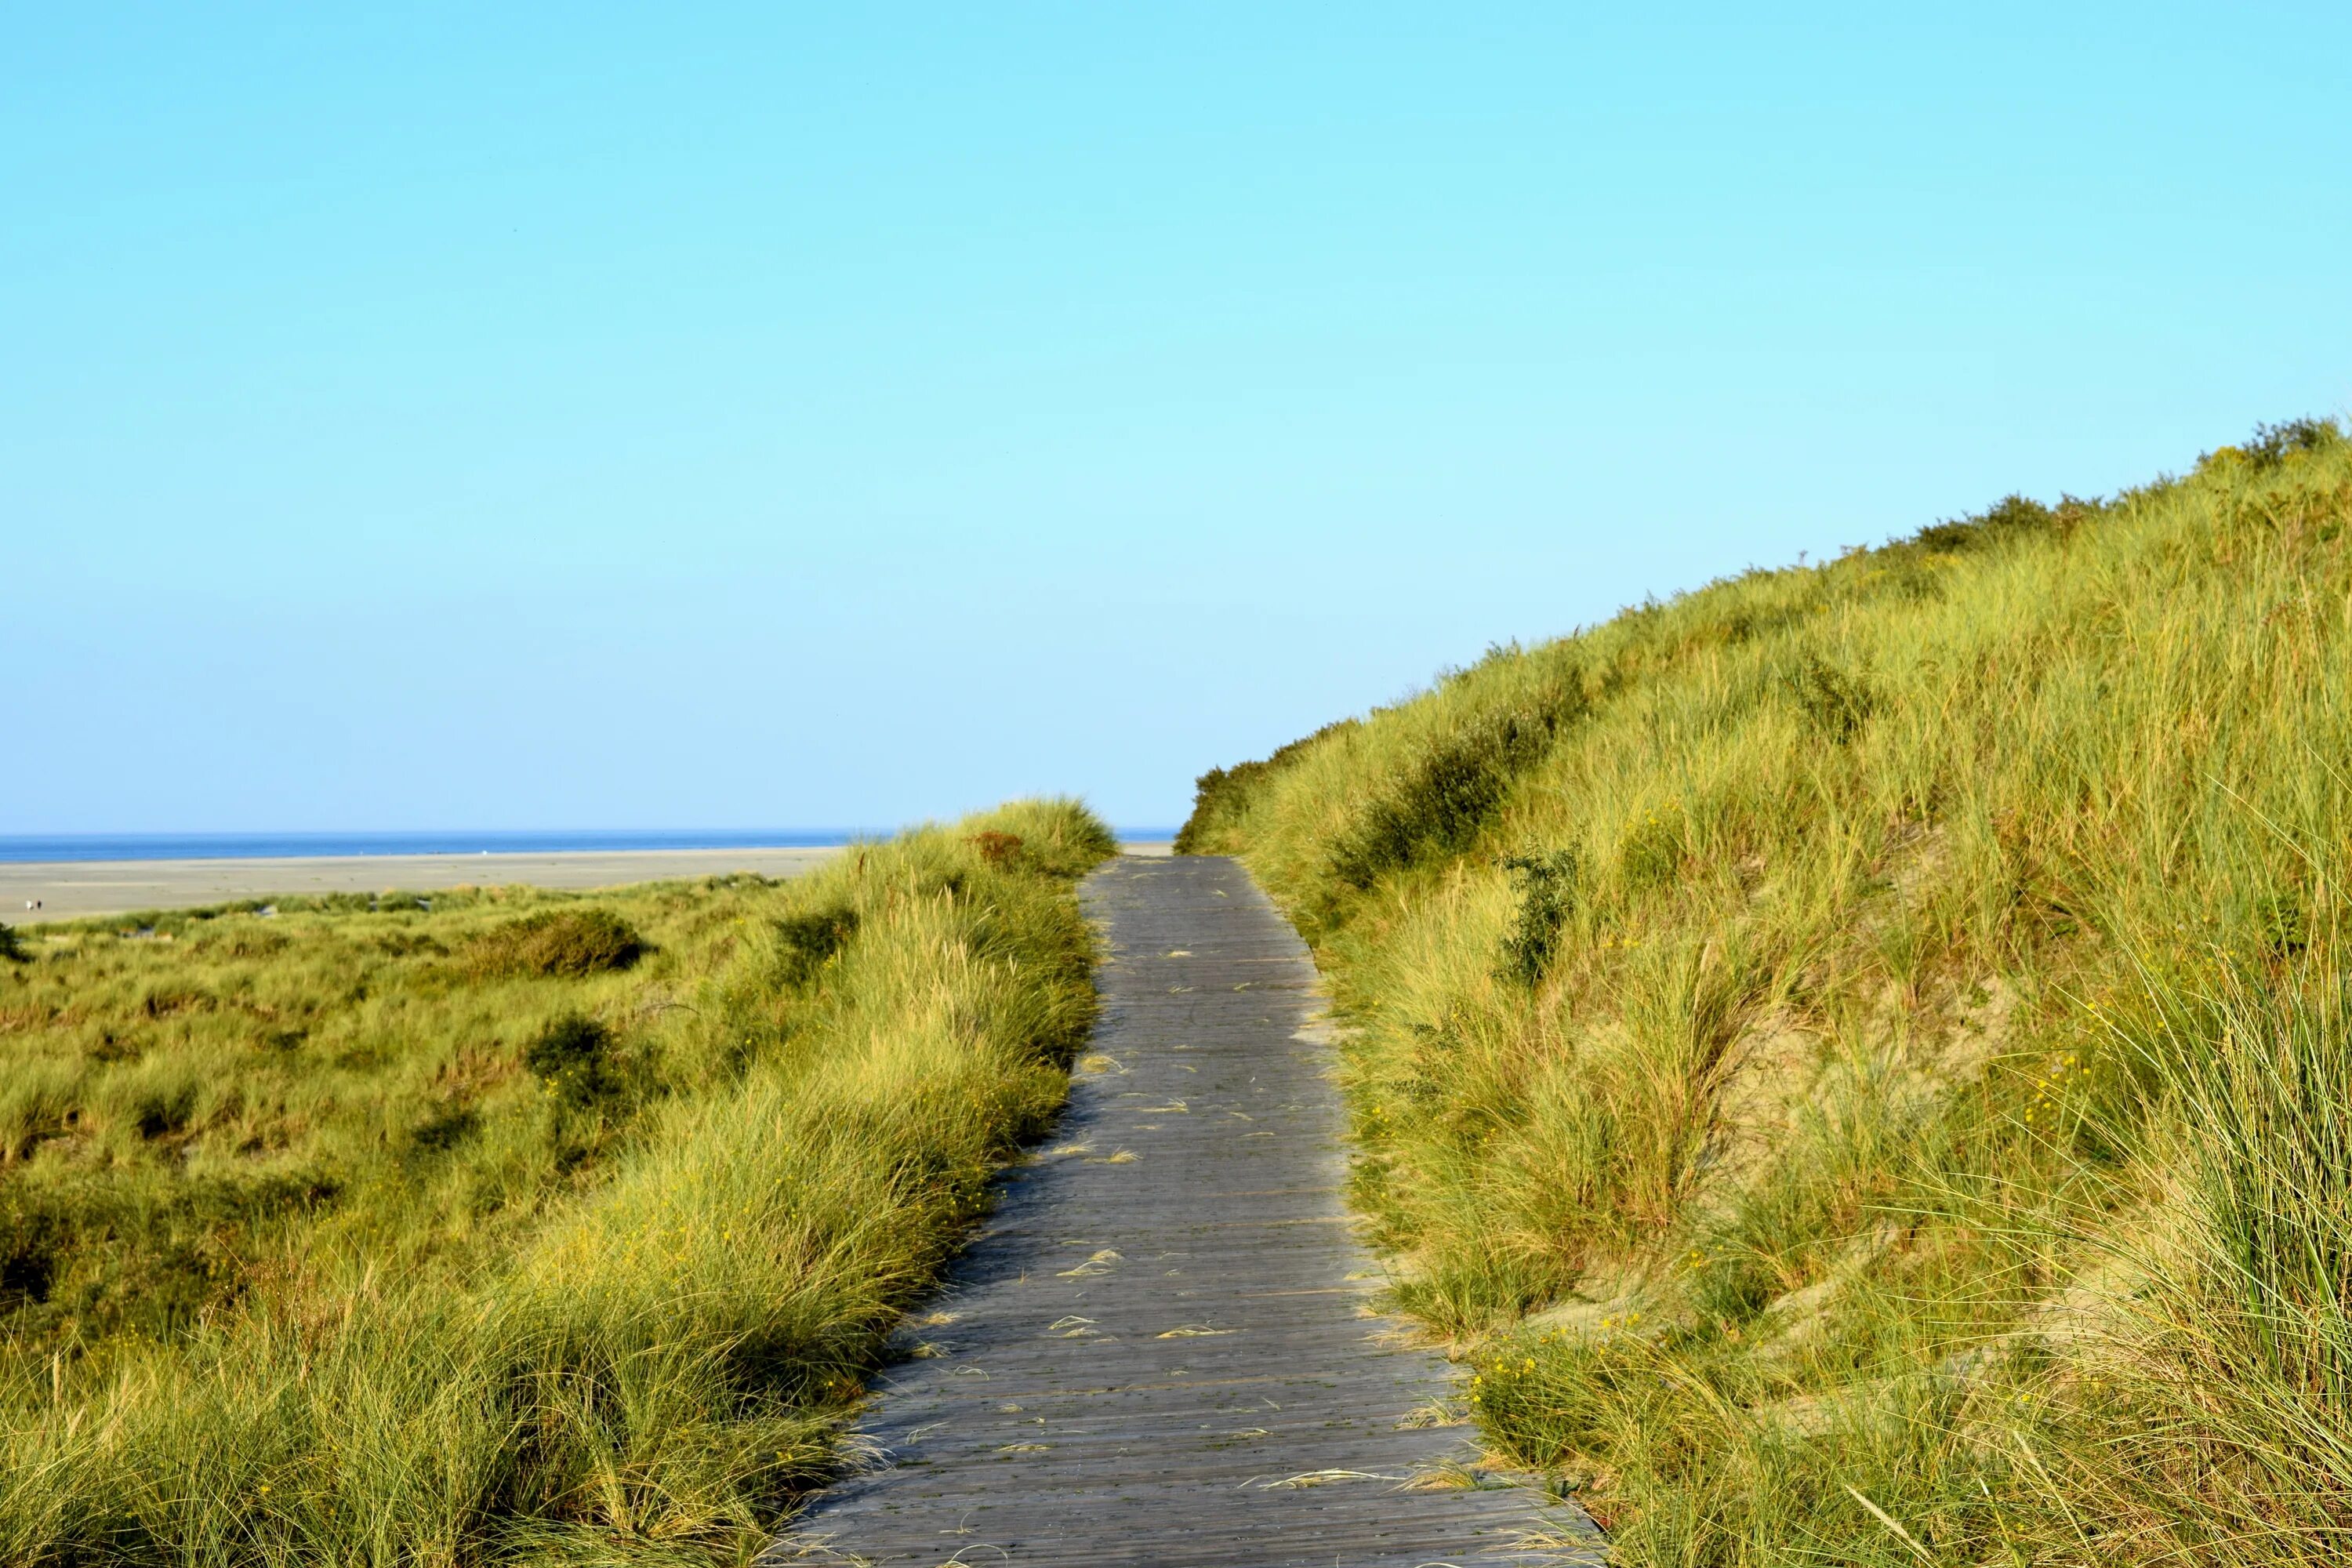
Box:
xmin=0 ymin=799 xmax=1114 ymax=1565
xmin=1181 ymin=421 xmax=2352 ymax=1564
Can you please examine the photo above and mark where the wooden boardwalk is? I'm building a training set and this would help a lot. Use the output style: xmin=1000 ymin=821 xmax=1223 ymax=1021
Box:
xmin=775 ymin=854 xmax=1599 ymax=1567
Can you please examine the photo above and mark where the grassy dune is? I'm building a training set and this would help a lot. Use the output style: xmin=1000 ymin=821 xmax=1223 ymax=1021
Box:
xmin=1179 ymin=422 xmax=2352 ymax=1563
xmin=0 ymin=800 xmax=1113 ymax=1565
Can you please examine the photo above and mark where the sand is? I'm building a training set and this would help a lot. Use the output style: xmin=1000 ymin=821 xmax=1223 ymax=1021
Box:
xmin=4 ymin=841 xmax=1177 ymax=923
xmin=2 ymin=848 xmax=844 ymax=923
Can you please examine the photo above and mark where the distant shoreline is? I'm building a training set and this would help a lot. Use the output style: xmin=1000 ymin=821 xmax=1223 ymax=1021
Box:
xmin=0 ymin=828 xmax=1181 ymax=866
xmin=0 ymin=830 xmax=868 ymax=866
xmin=3 ymin=846 xmax=848 ymax=923
xmin=3 ymin=836 xmax=1178 ymax=923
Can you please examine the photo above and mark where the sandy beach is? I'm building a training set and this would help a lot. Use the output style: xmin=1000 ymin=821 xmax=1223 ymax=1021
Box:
xmin=3 ymin=847 xmax=844 ymax=923
xmin=3 ymin=841 xmax=1175 ymax=923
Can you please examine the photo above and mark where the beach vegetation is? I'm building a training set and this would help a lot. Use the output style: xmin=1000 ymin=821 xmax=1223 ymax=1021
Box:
xmin=462 ymin=905 xmax=648 ymax=978
xmin=0 ymin=799 xmax=1114 ymax=1564
xmin=1496 ymin=848 xmax=1581 ymax=989
xmin=1177 ymin=418 xmax=2352 ymax=1563
xmin=770 ymin=902 xmax=862 ymax=989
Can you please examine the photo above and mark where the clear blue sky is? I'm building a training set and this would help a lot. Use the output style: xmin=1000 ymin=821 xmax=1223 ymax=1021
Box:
xmin=7 ymin=4 xmax=2348 ymax=833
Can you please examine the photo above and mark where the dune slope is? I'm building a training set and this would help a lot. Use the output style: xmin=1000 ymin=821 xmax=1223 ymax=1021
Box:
xmin=1179 ymin=421 xmax=2352 ymax=1565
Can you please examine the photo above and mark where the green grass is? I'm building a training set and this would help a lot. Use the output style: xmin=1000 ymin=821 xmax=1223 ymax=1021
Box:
xmin=1178 ymin=423 xmax=2352 ymax=1563
xmin=0 ymin=799 xmax=1114 ymax=1565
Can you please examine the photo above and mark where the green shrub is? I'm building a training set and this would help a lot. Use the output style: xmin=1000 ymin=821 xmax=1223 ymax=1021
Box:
xmin=1327 ymin=678 xmax=1589 ymax=893
xmin=1911 ymin=492 xmax=2061 ymax=554
xmin=191 ymin=924 xmax=288 ymax=960
xmin=1781 ymin=651 xmax=1875 ymax=742
xmin=2245 ymin=416 xmax=2344 ymax=468
xmin=1496 ymin=848 xmax=1581 ymax=987
xmin=771 ymin=903 xmax=860 ymax=987
xmin=289 ymin=891 xmax=376 ymax=915
xmin=0 ymin=1199 xmax=58 ymax=1308
xmin=464 ymin=908 xmax=645 ymax=978
xmin=0 ymin=923 xmax=24 ymax=964
xmin=524 ymin=1013 xmax=619 ymax=1109
xmin=1175 ymin=719 xmax=1361 ymax=854
xmin=2 ymin=1171 xmax=337 ymax=1349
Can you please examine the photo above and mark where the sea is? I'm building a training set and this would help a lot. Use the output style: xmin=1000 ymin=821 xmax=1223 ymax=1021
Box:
xmin=0 ymin=831 xmax=866 ymax=865
xmin=0 ymin=829 xmax=1179 ymax=865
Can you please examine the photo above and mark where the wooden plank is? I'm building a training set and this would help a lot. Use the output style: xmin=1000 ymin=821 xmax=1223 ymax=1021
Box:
xmin=771 ymin=855 xmax=1600 ymax=1566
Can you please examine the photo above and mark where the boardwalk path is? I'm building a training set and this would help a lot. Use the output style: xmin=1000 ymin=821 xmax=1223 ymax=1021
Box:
xmin=779 ymin=854 xmax=1596 ymax=1566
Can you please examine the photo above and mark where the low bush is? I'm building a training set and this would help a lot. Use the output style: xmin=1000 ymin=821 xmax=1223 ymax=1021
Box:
xmin=523 ymin=1012 xmax=619 ymax=1108
xmin=968 ymin=829 xmax=1022 ymax=867
xmin=463 ymin=906 xmax=646 ymax=978
xmin=771 ymin=902 xmax=861 ymax=987
xmin=1326 ymin=675 xmax=1589 ymax=895
xmin=1780 ymin=651 xmax=1875 ymax=742
xmin=1911 ymin=491 xmax=2062 ymax=554
xmin=2245 ymin=415 xmax=2345 ymax=467
xmin=1173 ymin=718 xmax=1359 ymax=855
xmin=1495 ymin=848 xmax=1581 ymax=987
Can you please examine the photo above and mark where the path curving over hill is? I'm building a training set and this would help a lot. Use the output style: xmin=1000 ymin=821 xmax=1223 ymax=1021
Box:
xmin=775 ymin=853 xmax=1596 ymax=1566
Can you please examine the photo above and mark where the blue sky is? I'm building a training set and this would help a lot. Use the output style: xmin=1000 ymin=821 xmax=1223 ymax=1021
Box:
xmin=7 ymin=4 xmax=2348 ymax=833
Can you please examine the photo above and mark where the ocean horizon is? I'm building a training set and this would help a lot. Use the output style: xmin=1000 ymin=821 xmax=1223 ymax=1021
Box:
xmin=0 ymin=829 xmax=1181 ymax=865
xmin=0 ymin=830 xmax=864 ymax=865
